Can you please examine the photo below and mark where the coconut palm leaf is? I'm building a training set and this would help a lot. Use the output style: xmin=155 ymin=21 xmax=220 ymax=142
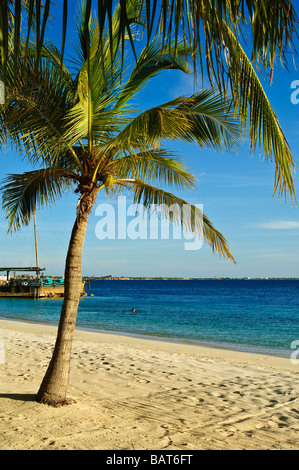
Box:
xmin=114 ymin=39 xmax=193 ymax=111
xmin=63 ymin=32 xmax=196 ymax=148
xmin=120 ymin=179 xmax=235 ymax=262
xmin=2 ymin=168 xmax=76 ymax=231
xmin=217 ymin=22 xmax=296 ymax=202
xmin=1 ymin=1 xmax=297 ymax=87
xmin=1 ymin=0 xmax=66 ymax=83
xmin=110 ymin=149 xmax=196 ymax=190
xmin=2 ymin=56 xmax=84 ymax=171
xmin=94 ymin=0 xmax=298 ymax=76
xmin=63 ymin=57 xmax=124 ymax=147
xmin=109 ymin=89 xmax=242 ymax=154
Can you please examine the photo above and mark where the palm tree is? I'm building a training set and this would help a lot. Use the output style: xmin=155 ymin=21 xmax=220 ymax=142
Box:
xmin=0 ymin=4 xmax=241 ymax=406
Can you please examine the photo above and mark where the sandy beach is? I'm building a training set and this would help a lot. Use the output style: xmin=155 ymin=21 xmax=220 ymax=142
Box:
xmin=0 ymin=318 xmax=298 ymax=450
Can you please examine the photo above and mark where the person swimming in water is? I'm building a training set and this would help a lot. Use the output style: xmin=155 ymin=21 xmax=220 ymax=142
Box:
xmin=132 ymin=308 xmax=135 ymax=312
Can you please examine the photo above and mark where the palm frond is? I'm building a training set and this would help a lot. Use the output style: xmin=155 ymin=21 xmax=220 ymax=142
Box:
xmin=176 ymin=89 xmax=242 ymax=151
xmin=2 ymin=168 xmax=75 ymax=232
xmin=94 ymin=0 xmax=298 ymax=78
xmin=240 ymin=0 xmax=298 ymax=73
xmin=110 ymin=149 xmax=196 ymax=190
xmin=2 ymin=56 xmax=84 ymax=171
xmin=1 ymin=1 xmax=297 ymax=90
xmin=220 ymin=23 xmax=296 ymax=202
xmin=108 ymin=89 xmax=242 ymax=153
xmin=114 ymin=39 xmax=193 ymax=110
xmin=63 ymin=45 xmax=125 ymax=147
xmin=125 ymin=179 xmax=235 ymax=262
xmin=40 ymin=41 xmax=75 ymax=92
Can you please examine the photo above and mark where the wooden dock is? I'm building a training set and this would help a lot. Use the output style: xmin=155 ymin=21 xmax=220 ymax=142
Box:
xmin=0 ymin=269 xmax=86 ymax=299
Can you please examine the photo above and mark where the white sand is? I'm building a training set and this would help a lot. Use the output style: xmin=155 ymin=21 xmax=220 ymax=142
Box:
xmin=0 ymin=319 xmax=298 ymax=450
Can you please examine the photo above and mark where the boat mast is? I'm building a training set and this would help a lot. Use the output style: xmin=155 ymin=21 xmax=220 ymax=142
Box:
xmin=33 ymin=211 xmax=40 ymax=281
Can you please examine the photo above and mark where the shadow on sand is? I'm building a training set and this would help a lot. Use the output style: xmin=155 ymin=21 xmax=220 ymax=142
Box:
xmin=0 ymin=393 xmax=37 ymax=402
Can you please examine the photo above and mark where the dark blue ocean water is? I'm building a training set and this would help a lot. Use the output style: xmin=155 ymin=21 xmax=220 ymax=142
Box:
xmin=0 ymin=279 xmax=298 ymax=357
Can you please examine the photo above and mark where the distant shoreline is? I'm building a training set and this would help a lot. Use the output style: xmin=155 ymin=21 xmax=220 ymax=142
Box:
xmin=85 ymin=277 xmax=299 ymax=281
xmin=3 ymin=276 xmax=298 ymax=282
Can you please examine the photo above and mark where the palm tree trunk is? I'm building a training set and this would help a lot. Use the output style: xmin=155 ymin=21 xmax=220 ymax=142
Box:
xmin=36 ymin=194 xmax=94 ymax=406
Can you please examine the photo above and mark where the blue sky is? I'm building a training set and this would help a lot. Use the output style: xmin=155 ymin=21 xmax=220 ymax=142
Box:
xmin=1 ymin=3 xmax=299 ymax=278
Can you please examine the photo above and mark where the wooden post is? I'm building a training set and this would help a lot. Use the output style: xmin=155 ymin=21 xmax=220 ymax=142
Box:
xmin=33 ymin=211 xmax=40 ymax=283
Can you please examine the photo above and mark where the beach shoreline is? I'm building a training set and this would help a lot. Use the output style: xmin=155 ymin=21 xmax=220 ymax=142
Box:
xmin=0 ymin=318 xmax=298 ymax=450
xmin=0 ymin=315 xmax=293 ymax=360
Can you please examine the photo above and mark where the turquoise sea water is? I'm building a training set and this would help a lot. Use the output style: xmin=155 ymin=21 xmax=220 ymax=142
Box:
xmin=0 ymin=279 xmax=298 ymax=357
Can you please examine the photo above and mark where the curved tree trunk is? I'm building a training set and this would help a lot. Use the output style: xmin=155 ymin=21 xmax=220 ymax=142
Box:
xmin=36 ymin=194 xmax=95 ymax=406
